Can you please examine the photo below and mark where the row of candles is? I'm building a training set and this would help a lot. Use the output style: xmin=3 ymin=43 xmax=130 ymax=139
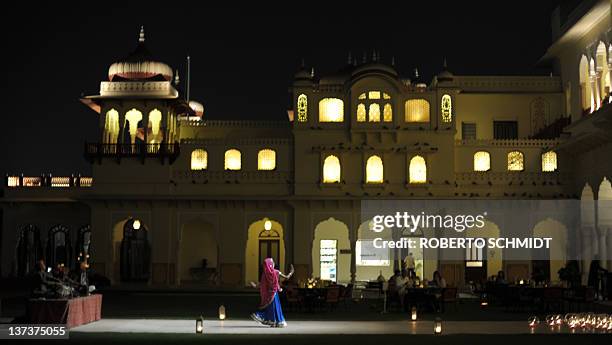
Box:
xmin=528 ymin=313 xmax=612 ymax=331
xmin=195 ymin=305 xmax=444 ymax=335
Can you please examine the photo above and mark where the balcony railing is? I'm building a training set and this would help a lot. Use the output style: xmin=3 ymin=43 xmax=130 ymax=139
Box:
xmin=84 ymin=142 xmax=180 ymax=164
xmin=6 ymin=174 xmax=92 ymax=188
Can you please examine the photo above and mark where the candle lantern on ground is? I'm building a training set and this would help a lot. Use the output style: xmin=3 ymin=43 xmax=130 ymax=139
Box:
xmin=411 ymin=306 xmax=417 ymax=321
xmin=434 ymin=317 xmax=442 ymax=335
xmin=196 ymin=315 xmax=204 ymax=334
xmin=219 ymin=305 xmax=226 ymax=320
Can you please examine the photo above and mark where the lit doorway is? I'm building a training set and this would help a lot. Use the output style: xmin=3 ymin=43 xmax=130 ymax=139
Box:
xmin=258 ymin=229 xmax=280 ymax=278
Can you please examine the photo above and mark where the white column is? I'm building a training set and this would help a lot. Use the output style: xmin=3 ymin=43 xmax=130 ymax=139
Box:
xmin=590 ymin=74 xmax=600 ymax=111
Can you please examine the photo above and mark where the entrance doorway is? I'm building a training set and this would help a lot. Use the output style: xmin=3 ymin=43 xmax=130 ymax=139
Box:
xmin=465 ymin=240 xmax=487 ymax=284
xmin=258 ymin=230 xmax=280 ymax=278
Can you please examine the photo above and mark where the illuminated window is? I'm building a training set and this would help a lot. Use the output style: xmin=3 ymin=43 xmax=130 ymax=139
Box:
xmin=319 ymin=98 xmax=344 ymax=122
xmin=258 ymin=149 xmax=276 ymax=170
xmin=409 ymin=155 xmax=426 ymax=183
xmin=405 ymin=99 xmax=430 ymax=122
xmin=358 ymin=93 xmax=366 ymax=100
xmin=474 ymin=151 xmax=491 ymax=172
xmin=357 ymin=103 xmax=366 ymax=122
xmin=441 ymin=94 xmax=452 ymax=123
xmin=7 ymin=176 xmax=19 ymax=187
xmin=542 ymin=151 xmax=557 ymax=172
xmin=383 ymin=93 xmax=391 ymax=100
xmin=148 ymin=108 xmax=162 ymax=141
xmin=368 ymin=91 xmax=381 ymax=100
xmin=356 ymin=240 xmax=390 ymax=266
xmin=105 ymin=109 xmax=119 ymax=144
xmin=507 ymin=151 xmax=524 ymax=171
xmin=366 ymin=155 xmax=384 ymax=183
xmin=191 ymin=149 xmax=207 ymax=170
xmin=224 ymin=149 xmax=241 ymax=170
xmin=125 ymin=108 xmax=143 ymax=144
xmin=323 ymin=155 xmax=341 ymax=183
xmin=383 ymin=103 xmax=392 ymax=122
xmin=368 ymin=103 xmax=381 ymax=122
xmin=297 ymin=94 xmax=308 ymax=122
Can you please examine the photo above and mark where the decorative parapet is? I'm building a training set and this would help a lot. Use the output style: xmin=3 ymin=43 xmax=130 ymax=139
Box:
xmin=181 ymin=138 xmax=293 ymax=146
xmin=455 ymin=139 xmax=563 ymax=148
xmin=453 ymin=76 xmax=562 ymax=92
xmin=180 ymin=119 xmax=290 ymax=128
xmin=99 ymin=81 xmax=178 ymax=97
xmin=455 ymin=171 xmax=571 ymax=183
xmin=172 ymin=170 xmax=291 ymax=183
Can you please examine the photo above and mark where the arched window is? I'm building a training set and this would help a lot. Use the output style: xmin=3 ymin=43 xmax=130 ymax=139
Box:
xmin=507 ymin=151 xmax=524 ymax=171
xmin=323 ymin=155 xmax=341 ymax=183
xmin=191 ymin=149 xmax=208 ymax=170
xmin=366 ymin=155 xmax=384 ymax=183
xmin=441 ymin=94 xmax=452 ymax=122
xmin=105 ymin=109 xmax=119 ymax=144
xmin=596 ymin=42 xmax=610 ymax=106
xmin=542 ymin=151 xmax=557 ymax=172
xmin=224 ymin=149 xmax=241 ymax=170
xmin=258 ymin=149 xmax=276 ymax=170
xmin=473 ymin=151 xmax=491 ymax=172
xmin=125 ymin=108 xmax=143 ymax=144
xmin=409 ymin=155 xmax=427 ymax=183
xmin=16 ymin=225 xmax=42 ymax=277
xmin=319 ymin=98 xmax=344 ymax=122
xmin=297 ymin=94 xmax=308 ymax=122
xmin=368 ymin=103 xmax=381 ymax=122
xmin=579 ymin=55 xmax=592 ymax=114
xmin=383 ymin=103 xmax=392 ymax=122
xmin=46 ymin=225 xmax=71 ymax=269
xmin=405 ymin=99 xmax=430 ymax=122
xmin=357 ymin=103 xmax=366 ymax=122
xmin=148 ymin=108 xmax=162 ymax=142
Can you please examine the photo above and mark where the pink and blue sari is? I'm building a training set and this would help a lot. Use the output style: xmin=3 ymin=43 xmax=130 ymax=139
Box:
xmin=251 ymin=258 xmax=286 ymax=327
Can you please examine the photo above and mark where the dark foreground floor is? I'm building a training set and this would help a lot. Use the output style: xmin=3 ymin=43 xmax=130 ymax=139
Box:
xmin=24 ymin=333 xmax=612 ymax=345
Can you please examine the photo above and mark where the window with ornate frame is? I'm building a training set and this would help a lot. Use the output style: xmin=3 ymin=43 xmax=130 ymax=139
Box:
xmin=319 ymin=98 xmax=344 ymax=122
xmin=405 ymin=99 xmax=430 ymax=122
xmin=441 ymin=94 xmax=452 ymax=123
xmin=297 ymin=94 xmax=308 ymax=122
xmin=409 ymin=155 xmax=427 ymax=183
xmin=258 ymin=149 xmax=276 ymax=170
xmin=224 ymin=149 xmax=241 ymax=170
xmin=541 ymin=151 xmax=557 ymax=172
xmin=366 ymin=155 xmax=384 ymax=183
xmin=474 ymin=151 xmax=491 ymax=172
xmin=191 ymin=149 xmax=208 ymax=170
xmin=323 ymin=155 xmax=341 ymax=183
xmin=507 ymin=151 xmax=524 ymax=171
xmin=356 ymin=91 xmax=392 ymax=122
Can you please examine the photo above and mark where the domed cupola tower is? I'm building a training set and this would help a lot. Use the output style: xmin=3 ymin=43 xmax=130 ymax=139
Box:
xmin=81 ymin=26 xmax=188 ymax=165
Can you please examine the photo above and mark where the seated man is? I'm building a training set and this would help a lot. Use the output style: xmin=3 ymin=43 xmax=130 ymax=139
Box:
xmin=31 ymin=260 xmax=62 ymax=298
xmin=395 ymin=270 xmax=411 ymax=310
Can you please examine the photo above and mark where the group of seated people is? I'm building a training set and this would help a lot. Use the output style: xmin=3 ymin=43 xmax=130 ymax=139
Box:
xmin=383 ymin=269 xmax=447 ymax=310
xmin=31 ymin=259 xmax=95 ymax=299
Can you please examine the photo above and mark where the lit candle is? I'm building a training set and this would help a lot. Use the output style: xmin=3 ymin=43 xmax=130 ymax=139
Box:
xmin=434 ymin=318 xmax=442 ymax=335
xmin=411 ymin=306 xmax=417 ymax=321
xmin=196 ymin=315 xmax=204 ymax=334
xmin=219 ymin=305 xmax=226 ymax=320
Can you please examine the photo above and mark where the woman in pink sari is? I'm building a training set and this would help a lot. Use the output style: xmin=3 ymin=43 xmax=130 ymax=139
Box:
xmin=250 ymin=258 xmax=294 ymax=327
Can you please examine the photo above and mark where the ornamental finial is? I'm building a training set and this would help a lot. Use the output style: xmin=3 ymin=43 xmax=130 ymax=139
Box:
xmin=139 ymin=26 xmax=145 ymax=42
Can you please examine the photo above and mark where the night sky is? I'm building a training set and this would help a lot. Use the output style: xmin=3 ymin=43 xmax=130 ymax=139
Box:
xmin=1 ymin=2 xmax=563 ymax=176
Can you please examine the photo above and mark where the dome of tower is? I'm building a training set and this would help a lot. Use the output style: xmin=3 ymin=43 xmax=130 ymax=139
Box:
xmin=107 ymin=26 xmax=173 ymax=82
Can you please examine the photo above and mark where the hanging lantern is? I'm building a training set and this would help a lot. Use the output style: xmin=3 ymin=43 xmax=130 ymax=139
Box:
xmin=196 ymin=315 xmax=204 ymax=334
xmin=434 ymin=317 xmax=442 ymax=335
xmin=219 ymin=305 xmax=226 ymax=320
xmin=411 ymin=306 xmax=417 ymax=321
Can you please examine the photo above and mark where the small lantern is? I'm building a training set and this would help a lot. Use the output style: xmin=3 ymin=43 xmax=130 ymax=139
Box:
xmin=219 ymin=305 xmax=226 ymax=320
xmin=264 ymin=219 xmax=272 ymax=231
xmin=196 ymin=315 xmax=204 ymax=334
xmin=133 ymin=219 xmax=141 ymax=230
xmin=434 ymin=317 xmax=442 ymax=335
xmin=411 ymin=306 xmax=417 ymax=321
xmin=519 ymin=279 xmax=524 ymax=285
xmin=480 ymin=294 xmax=488 ymax=307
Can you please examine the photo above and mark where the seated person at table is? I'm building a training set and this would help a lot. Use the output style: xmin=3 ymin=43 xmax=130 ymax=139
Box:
xmin=495 ymin=270 xmax=507 ymax=285
xmin=31 ymin=260 xmax=63 ymax=298
xmin=430 ymin=271 xmax=447 ymax=288
xmin=395 ymin=270 xmax=412 ymax=309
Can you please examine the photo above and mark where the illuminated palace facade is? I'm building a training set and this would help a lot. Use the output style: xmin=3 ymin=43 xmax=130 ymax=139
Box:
xmin=1 ymin=1 xmax=611 ymax=288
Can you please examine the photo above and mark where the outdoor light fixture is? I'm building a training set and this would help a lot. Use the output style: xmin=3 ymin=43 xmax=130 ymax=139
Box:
xmin=264 ymin=219 xmax=272 ymax=231
xmin=196 ymin=315 xmax=204 ymax=334
xmin=434 ymin=317 xmax=442 ymax=335
xmin=528 ymin=316 xmax=539 ymax=327
xmin=133 ymin=219 xmax=141 ymax=230
xmin=219 ymin=305 xmax=226 ymax=320
xmin=411 ymin=306 xmax=417 ymax=321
